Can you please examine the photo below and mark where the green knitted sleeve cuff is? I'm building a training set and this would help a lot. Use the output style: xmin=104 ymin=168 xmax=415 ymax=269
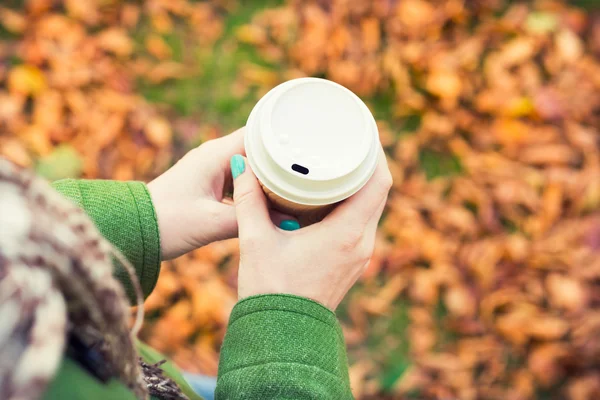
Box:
xmin=51 ymin=179 xmax=161 ymax=302
xmin=216 ymin=294 xmax=353 ymax=399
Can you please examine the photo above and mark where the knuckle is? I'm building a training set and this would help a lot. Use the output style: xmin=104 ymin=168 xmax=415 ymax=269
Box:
xmin=234 ymin=186 xmax=255 ymax=207
xmin=360 ymin=259 xmax=371 ymax=274
xmin=384 ymin=173 xmax=393 ymax=190
xmin=358 ymin=245 xmax=373 ymax=264
xmin=378 ymin=172 xmax=393 ymax=192
xmin=338 ymin=231 xmax=363 ymax=252
xmin=199 ymin=139 xmax=217 ymax=152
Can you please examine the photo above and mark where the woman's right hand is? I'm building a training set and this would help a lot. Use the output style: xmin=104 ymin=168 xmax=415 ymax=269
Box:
xmin=229 ymin=147 xmax=392 ymax=310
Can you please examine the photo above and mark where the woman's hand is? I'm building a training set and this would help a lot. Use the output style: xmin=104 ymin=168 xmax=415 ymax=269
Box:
xmin=230 ymin=146 xmax=392 ymax=310
xmin=148 ymin=128 xmax=245 ymax=260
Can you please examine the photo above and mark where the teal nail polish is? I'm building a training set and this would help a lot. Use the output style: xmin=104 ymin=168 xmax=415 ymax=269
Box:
xmin=230 ymin=154 xmax=245 ymax=179
xmin=279 ymin=219 xmax=300 ymax=231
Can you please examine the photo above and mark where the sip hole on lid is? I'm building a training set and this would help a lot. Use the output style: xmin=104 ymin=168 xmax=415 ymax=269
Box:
xmin=291 ymin=164 xmax=309 ymax=175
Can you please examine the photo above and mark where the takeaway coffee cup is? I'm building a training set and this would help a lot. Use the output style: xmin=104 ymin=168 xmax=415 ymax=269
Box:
xmin=245 ymin=77 xmax=380 ymax=223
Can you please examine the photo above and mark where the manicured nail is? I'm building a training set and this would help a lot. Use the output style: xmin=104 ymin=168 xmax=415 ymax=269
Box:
xmin=230 ymin=154 xmax=245 ymax=180
xmin=279 ymin=219 xmax=300 ymax=231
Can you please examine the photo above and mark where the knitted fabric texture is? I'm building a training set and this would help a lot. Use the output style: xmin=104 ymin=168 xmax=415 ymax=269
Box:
xmin=51 ymin=179 xmax=161 ymax=302
xmin=216 ymin=294 xmax=354 ymax=399
xmin=0 ymin=159 xmax=186 ymax=400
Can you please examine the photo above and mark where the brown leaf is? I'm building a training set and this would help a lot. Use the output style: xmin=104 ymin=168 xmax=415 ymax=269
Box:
xmin=528 ymin=343 xmax=569 ymax=387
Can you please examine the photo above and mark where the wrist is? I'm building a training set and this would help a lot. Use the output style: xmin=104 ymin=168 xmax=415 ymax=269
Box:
xmin=146 ymin=180 xmax=171 ymax=260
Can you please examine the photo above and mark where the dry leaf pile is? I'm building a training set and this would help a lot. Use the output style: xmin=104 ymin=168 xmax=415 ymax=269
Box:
xmin=0 ymin=0 xmax=224 ymax=179
xmin=2 ymin=0 xmax=600 ymax=399
xmin=237 ymin=1 xmax=600 ymax=399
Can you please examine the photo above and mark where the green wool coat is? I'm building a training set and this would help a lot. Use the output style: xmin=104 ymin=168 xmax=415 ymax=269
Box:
xmin=43 ymin=179 xmax=354 ymax=400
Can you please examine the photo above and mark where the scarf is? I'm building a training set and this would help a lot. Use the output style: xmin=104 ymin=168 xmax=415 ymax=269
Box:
xmin=0 ymin=158 xmax=187 ymax=400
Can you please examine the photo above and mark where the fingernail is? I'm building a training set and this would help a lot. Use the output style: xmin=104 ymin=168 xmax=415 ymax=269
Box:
xmin=279 ymin=219 xmax=300 ymax=231
xmin=230 ymin=154 xmax=245 ymax=180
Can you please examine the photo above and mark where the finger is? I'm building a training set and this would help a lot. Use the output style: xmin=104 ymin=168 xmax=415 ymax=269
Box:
xmin=230 ymin=154 xmax=274 ymax=237
xmin=362 ymin=194 xmax=388 ymax=249
xmin=321 ymin=146 xmax=392 ymax=229
xmin=218 ymin=128 xmax=246 ymax=197
xmin=214 ymin=127 xmax=246 ymax=156
xmin=269 ymin=210 xmax=300 ymax=231
xmin=209 ymin=202 xmax=238 ymax=240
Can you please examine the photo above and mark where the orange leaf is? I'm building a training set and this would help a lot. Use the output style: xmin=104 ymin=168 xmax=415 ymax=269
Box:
xmin=96 ymin=28 xmax=134 ymax=57
xmin=145 ymin=117 xmax=172 ymax=148
xmin=146 ymin=35 xmax=173 ymax=60
xmin=0 ymin=7 xmax=26 ymax=34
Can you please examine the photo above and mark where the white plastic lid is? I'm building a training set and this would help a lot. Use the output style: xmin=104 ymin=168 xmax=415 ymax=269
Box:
xmin=245 ymin=78 xmax=379 ymax=206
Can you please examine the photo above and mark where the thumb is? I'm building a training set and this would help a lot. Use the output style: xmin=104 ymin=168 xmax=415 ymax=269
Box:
xmin=230 ymin=154 xmax=274 ymax=238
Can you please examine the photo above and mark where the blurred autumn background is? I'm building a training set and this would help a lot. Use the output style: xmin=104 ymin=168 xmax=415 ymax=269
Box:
xmin=2 ymin=0 xmax=600 ymax=398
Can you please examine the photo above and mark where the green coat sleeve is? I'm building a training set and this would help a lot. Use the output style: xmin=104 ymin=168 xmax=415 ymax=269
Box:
xmin=51 ymin=179 xmax=161 ymax=301
xmin=216 ymin=294 xmax=354 ymax=399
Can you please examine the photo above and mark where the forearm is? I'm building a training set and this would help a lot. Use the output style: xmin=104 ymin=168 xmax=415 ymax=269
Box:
xmin=51 ymin=179 xmax=161 ymax=301
xmin=216 ymin=294 xmax=354 ymax=399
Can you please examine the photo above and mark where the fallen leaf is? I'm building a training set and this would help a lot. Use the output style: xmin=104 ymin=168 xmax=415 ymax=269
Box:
xmin=0 ymin=7 xmax=26 ymax=33
xmin=96 ymin=28 xmax=134 ymax=57
xmin=146 ymin=34 xmax=172 ymax=60
xmin=145 ymin=116 xmax=172 ymax=147
xmin=7 ymin=65 xmax=47 ymax=96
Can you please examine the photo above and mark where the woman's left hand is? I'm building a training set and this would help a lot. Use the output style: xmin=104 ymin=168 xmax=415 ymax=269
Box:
xmin=148 ymin=128 xmax=245 ymax=260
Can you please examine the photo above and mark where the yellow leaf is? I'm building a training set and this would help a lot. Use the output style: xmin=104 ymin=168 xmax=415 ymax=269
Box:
xmin=240 ymin=63 xmax=279 ymax=87
xmin=525 ymin=12 xmax=558 ymax=35
xmin=236 ymin=24 xmax=267 ymax=45
xmin=8 ymin=65 xmax=47 ymax=97
xmin=504 ymin=96 xmax=535 ymax=117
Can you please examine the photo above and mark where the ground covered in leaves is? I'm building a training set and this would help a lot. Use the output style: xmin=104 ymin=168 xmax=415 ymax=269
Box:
xmin=1 ymin=0 xmax=600 ymax=399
